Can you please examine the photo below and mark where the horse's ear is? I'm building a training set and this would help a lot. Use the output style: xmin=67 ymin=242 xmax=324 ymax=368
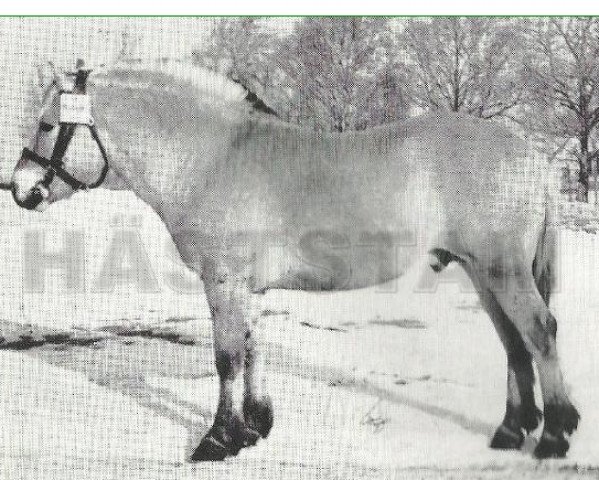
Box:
xmin=36 ymin=61 xmax=59 ymax=92
xmin=72 ymin=59 xmax=92 ymax=92
xmin=74 ymin=68 xmax=92 ymax=93
xmin=35 ymin=61 xmax=63 ymax=105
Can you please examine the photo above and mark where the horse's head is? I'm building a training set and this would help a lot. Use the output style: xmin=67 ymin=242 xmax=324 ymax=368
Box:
xmin=12 ymin=60 xmax=110 ymax=210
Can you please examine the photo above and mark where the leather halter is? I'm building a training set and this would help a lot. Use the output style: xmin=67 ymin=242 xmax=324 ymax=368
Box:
xmin=21 ymin=68 xmax=109 ymax=192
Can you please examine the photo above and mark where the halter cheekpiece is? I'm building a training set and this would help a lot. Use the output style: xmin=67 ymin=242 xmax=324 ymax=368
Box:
xmin=21 ymin=66 xmax=110 ymax=192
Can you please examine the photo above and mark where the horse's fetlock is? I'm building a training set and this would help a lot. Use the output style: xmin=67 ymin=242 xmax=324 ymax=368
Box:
xmin=243 ymin=395 xmax=274 ymax=438
xmin=520 ymin=405 xmax=543 ymax=433
xmin=543 ymin=401 xmax=580 ymax=435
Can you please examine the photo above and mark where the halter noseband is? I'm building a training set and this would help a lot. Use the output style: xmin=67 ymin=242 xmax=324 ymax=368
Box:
xmin=21 ymin=68 xmax=109 ymax=192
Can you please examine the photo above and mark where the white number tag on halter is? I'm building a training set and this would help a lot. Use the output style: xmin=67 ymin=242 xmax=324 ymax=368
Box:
xmin=60 ymin=94 xmax=92 ymax=124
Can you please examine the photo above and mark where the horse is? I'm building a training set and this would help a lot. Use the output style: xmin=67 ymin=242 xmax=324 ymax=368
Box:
xmin=12 ymin=61 xmax=579 ymax=461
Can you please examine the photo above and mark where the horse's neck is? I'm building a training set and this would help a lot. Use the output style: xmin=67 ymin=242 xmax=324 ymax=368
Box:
xmin=91 ymin=84 xmax=236 ymax=218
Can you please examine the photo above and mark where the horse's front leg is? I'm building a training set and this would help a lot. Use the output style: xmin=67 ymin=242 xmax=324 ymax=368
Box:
xmin=190 ymin=258 xmax=266 ymax=461
xmin=243 ymin=317 xmax=274 ymax=439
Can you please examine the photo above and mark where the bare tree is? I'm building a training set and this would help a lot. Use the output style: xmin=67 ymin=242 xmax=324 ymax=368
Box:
xmin=524 ymin=18 xmax=599 ymax=202
xmin=192 ymin=17 xmax=296 ymax=119
xmin=274 ymin=17 xmax=407 ymax=132
xmin=194 ymin=17 xmax=407 ymax=131
xmin=399 ymin=17 xmax=527 ymax=119
xmin=192 ymin=18 xmax=276 ymax=93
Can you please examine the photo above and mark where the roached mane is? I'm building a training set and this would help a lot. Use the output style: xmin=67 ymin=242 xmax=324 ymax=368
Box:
xmin=89 ymin=60 xmax=278 ymax=117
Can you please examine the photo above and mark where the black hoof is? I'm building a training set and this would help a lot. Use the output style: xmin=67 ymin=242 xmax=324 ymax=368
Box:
xmin=243 ymin=396 xmax=274 ymax=439
xmin=490 ymin=424 xmax=524 ymax=450
xmin=190 ymin=414 xmax=261 ymax=462
xmin=534 ymin=432 xmax=569 ymax=459
xmin=190 ymin=435 xmax=229 ymax=462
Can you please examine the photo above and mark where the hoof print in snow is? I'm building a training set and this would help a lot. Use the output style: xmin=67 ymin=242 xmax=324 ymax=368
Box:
xmin=0 ymin=334 xmax=45 ymax=350
xmin=368 ymin=317 xmax=426 ymax=329
xmin=260 ymin=309 xmax=290 ymax=317
xmin=43 ymin=332 xmax=72 ymax=344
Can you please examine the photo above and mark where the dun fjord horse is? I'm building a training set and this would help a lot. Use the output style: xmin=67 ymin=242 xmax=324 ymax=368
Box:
xmin=12 ymin=62 xmax=579 ymax=460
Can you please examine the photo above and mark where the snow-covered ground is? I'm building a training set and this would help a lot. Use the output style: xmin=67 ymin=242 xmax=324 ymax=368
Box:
xmin=0 ymin=191 xmax=598 ymax=479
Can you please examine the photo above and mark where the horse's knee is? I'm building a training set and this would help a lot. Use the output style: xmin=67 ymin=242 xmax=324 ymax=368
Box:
xmin=215 ymin=349 xmax=244 ymax=380
xmin=244 ymin=328 xmax=255 ymax=360
xmin=518 ymin=307 xmax=561 ymax=360
xmin=529 ymin=309 xmax=557 ymax=345
xmin=520 ymin=315 xmax=553 ymax=358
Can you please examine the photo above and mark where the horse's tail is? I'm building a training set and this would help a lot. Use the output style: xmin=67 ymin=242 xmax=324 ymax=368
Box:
xmin=533 ymin=195 xmax=557 ymax=306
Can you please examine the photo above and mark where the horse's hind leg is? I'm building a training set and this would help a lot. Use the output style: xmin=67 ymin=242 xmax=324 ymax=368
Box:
xmin=465 ymin=266 xmax=541 ymax=449
xmin=190 ymin=259 xmax=263 ymax=461
xmin=495 ymin=339 xmax=542 ymax=448
xmin=476 ymin=253 xmax=579 ymax=458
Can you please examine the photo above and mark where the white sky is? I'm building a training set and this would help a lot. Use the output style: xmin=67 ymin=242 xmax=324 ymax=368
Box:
xmin=0 ymin=18 xmax=211 ymax=67
xmin=0 ymin=0 xmax=593 ymax=15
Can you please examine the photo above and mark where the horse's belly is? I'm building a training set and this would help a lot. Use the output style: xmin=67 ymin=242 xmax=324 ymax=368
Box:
xmin=252 ymin=228 xmax=423 ymax=291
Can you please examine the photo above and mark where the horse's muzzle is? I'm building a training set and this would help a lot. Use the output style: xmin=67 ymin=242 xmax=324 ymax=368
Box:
xmin=12 ymin=184 xmax=44 ymax=210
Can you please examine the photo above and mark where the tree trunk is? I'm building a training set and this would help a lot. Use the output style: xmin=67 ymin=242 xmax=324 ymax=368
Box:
xmin=452 ymin=24 xmax=460 ymax=113
xmin=578 ymin=135 xmax=591 ymax=202
xmin=578 ymin=161 xmax=589 ymax=203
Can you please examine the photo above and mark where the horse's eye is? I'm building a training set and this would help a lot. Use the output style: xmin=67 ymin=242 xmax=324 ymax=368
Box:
xmin=39 ymin=121 xmax=54 ymax=132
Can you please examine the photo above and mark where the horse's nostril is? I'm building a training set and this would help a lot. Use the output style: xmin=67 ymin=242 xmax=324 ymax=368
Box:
xmin=12 ymin=185 xmax=44 ymax=210
xmin=25 ymin=188 xmax=44 ymax=210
